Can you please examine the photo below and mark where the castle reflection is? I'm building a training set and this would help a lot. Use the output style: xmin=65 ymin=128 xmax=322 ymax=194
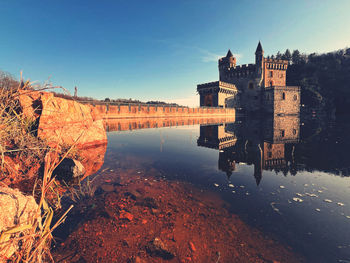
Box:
xmin=197 ymin=115 xmax=300 ymax=184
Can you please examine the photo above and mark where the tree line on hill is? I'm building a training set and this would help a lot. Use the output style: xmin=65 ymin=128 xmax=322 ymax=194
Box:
xmin=268 ymin=47 xmax=350 ymax=115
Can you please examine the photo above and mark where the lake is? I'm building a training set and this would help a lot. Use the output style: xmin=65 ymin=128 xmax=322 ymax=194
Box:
xmin=53 ymin=115 xmax=350 ymax=263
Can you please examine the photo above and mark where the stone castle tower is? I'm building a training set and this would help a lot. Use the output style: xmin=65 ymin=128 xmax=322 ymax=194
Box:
xmin=197 ymin=41 xmax=300 ymax=115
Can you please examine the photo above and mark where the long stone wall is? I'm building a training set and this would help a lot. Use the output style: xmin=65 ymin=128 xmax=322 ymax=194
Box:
xmin=91 ymin=104 xmax=235 ymax=119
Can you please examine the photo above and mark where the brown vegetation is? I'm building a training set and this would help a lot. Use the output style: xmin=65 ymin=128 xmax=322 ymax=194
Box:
xmin=0 ymin=72 xmax=72 ymax=262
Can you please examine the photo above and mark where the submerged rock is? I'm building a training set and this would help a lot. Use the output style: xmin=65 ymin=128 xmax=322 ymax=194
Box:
xmin=293 ymin=197 xmax=303 ymax=203
xmin=145 ymin=237 xmax=175 ymax=260
xmin=53 ymin=158 xmax=85 ymax=181
xmin=136 ymin=197 xmax=158 ymax=209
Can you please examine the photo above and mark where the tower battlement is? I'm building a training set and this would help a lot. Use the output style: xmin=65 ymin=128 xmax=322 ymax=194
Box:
xmin=264 ymin=58 xmax=288 ymax=70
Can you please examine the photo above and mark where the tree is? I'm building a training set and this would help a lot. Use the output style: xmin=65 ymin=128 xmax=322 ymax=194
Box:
xmin=282 ymin=49 xmax=292 ymax=62
xmin=292 ymin=50 xmax=301 ymax=64
xmin=276 ymin=51 xmax=282 ymax=59
xmin=104 ymin=98 xmax=110 ymax=102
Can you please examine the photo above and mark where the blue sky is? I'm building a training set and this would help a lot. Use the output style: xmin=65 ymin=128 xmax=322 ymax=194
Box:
xmin=1 ymin=0 xmax=349 ymax=106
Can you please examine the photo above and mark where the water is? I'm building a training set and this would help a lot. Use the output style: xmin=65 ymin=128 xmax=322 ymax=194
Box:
xmin=55 ymin=115 xmax=350 ymax=262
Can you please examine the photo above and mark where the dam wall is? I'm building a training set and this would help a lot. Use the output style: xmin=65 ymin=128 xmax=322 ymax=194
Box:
xmin=88 ymin=103 xmax=235 ymax=119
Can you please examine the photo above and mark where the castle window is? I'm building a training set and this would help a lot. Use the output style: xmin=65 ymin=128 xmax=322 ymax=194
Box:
xmin=268 ymin=152 xmax=272 ymax=158
xmin=269 ymin=71 xmax=273 ymax=77
xmin=282 ymin=92 xmax=286 ymax=100
xmin=293 ymin=129 xmax=297 ymax=135
xmin=293 ymin=95 xmax=297 ymax=101
xmin=248 ymin=83 xmax=254 ymax=90
xmin=270 ymin=81 xmax=273 ymax=87
xmin=280 ymin=130 xmax=285 ymax=137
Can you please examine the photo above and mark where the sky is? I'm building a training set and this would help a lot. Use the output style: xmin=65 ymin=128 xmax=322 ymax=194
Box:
xmin=1 ymin=0 xmax=349 ymax=106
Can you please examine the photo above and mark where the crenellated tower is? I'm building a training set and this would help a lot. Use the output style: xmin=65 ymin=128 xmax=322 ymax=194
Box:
xmin=218 ymin=50 xmax=236 ymax=81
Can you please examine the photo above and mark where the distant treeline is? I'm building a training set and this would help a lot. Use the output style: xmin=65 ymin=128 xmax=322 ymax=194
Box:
xmin=268 ymin=48 xmax=350 ymax=115
xmin=103 ymin=98 xmax=180 ymax=106
xmin=52 ymin=93 xmax=182 ymax=107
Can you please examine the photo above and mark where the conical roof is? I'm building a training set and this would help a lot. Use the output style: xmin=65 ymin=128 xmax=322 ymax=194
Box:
xmin=226 ymin=49 xmax=233 ymax=57
xmin=255 ymin=41 xmax=263 ymax=53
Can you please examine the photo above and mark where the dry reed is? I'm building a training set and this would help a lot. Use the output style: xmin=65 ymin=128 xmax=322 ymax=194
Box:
xmin=0 ymin=72 xmax=73 ymax=262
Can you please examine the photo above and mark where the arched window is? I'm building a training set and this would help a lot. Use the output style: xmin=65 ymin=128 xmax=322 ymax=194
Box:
xmin=282 ymin=92 xmax=286 ymax=100
xmin=248 ymin=83 xmax=254 ymax=90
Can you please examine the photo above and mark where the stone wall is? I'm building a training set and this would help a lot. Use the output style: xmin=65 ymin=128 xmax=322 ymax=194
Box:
xmin=273 ymin=87 xmax=300 ymax=115
xmin=91 ymin=103 xmax=235 ymax=119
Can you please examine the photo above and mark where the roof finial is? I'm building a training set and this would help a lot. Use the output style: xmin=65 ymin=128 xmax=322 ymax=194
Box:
xmin=255 ymin=41 xmax=263 ymax=53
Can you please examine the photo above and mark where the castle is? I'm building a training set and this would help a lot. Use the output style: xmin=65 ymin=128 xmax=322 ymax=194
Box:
xmin=197 ymin=42 xmax=300 ymax=115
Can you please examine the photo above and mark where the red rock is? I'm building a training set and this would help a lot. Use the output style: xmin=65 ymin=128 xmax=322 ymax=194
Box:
xmin=120 ymin=211 xmax=134 ymax=221
xmin=189 ymin=241 xmax=196 ymax=252
xmin=18 ymin=90 xmax=107 ymax=147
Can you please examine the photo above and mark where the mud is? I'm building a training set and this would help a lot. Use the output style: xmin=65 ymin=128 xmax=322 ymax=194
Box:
xmin=52 ymin=169 xmax=304 ymax=263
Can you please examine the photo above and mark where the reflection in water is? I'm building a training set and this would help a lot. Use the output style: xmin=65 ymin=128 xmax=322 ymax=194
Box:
xmin=198 ymin=115 xmax=300 ymax=184
xmin=77 ymin=142 xmax=107 ymax=179
xmin=54 ymin=114 xmax=350 ymax=263
xmin=104 ymin=116 xmax=235 ymax=132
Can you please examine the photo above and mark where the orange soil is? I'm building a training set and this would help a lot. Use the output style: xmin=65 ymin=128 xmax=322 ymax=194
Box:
xmin=52 ymin=171 xmax=304 ymax=263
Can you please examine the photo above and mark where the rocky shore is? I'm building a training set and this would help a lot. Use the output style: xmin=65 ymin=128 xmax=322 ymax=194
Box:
xmin=0 ymin=89 xmax=108 ymax=262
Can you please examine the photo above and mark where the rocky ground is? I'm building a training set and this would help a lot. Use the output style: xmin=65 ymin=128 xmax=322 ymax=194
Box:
xmin=52 ymin=169 xmax=304 ymax=263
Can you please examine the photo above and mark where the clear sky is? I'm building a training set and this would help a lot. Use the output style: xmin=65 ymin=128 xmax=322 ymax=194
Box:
xmin=1 ymin=0 xmax=349 ymax=106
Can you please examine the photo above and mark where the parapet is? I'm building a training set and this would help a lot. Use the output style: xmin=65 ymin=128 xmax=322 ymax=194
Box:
xmin=264 ymin=58 xmax=288 ymax=64
xmin=232 ymin=64 xmax=255 ymax=70
xmin=197 ymin=81 xmax=237 ymax=90
xmin=264 ymin=58 xmax=288 ymax=70
xmin=223 ymin=63 xmax=256 ymax=78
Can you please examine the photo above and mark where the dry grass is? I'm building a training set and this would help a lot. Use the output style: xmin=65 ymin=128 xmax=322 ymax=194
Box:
xmin=64 ymin=174 xmax=99 ymax=204
xmin=0 ymin=72 xmax=73 ymax=262
xmin=0 ymin=75 xmax=47 ymax=170
xmin=0 ymin=153 xmax=73 ymax=262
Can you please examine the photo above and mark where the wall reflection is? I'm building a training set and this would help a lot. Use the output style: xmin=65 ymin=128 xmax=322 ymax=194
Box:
xmin=104 ymin=117 xmax=236 ymax=132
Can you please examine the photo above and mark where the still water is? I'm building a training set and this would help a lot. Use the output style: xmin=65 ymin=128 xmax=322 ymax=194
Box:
xmin=55 ymin=116 xmax=350 ymax=263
